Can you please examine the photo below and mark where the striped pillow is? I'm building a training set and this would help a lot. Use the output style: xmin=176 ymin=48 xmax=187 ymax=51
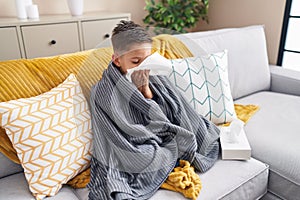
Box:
xmin=0 ymin=74 xmax=92 ymax=199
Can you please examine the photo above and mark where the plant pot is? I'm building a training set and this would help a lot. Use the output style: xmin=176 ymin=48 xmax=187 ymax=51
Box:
xmin=67 ymin=0 xmax=83 ymax=16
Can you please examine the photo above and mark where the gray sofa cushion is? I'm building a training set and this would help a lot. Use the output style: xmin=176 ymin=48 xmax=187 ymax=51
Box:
xmin=0 ymin=172 xmax=80 ymax=200
xmin=0 ymin=152 xmax=23 ymax=178
xmin=177 ymin=25 xmax=271 ymax=99
xmin=236 ymin=91 xmax=300 ymax=199
xmin=151 ymin=158 xmax=268 ymax=200
xmin=75 ymin=158 xmax=268 ymax=200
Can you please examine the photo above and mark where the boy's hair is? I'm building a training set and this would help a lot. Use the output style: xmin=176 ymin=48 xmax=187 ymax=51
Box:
xmin=111 ymin=20 xmax=152 ymax=54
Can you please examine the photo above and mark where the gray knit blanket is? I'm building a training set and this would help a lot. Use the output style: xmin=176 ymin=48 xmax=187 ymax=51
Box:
xmin=88 ymin=62 xmax=220 ymax=200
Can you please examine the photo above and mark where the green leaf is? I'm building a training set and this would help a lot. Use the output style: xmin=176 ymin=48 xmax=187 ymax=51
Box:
xmin=143 ymin=0 xmax=209 ymax=32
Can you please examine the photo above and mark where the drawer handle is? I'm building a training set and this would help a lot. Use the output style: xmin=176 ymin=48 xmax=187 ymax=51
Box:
xmin=49 ymin=40 xmax=57 ymax=45
xmin=104 ymin=34 xmax=110 ymax=38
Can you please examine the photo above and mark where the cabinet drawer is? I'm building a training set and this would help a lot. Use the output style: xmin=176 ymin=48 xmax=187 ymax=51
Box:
xmin=21 ymin=23 xmax=80 ymax=58
xmin=0 ymin=27 xmax=21 ymax=60
xmin=82 ymin=18 xmax=127 ymax=50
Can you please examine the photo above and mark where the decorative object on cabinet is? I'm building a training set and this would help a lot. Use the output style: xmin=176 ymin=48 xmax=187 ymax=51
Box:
xmin=26 ymin=4 xmax=39 ymax=19
xmin=0 ymin=11 xmax=130 ymax=61
xmin=24 ymin=0 xmax=33 ymax=7
xmin=15 ymin=0 xmax=27 ymax=19
xmin=67 ymin=0 xmax=84 ymax=16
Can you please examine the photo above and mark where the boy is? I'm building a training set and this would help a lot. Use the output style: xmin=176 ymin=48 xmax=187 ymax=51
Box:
xmin=111 ymin=20 xmax=153 ymax=99
xmin=88 ymin=20 xmax=220 ymax=200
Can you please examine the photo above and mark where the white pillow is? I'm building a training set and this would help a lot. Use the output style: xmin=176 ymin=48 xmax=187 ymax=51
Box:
xmin=0 ymin=74 xmax=92 ymax=199
xmin=168 ymin=50 xmax=236 ymax=124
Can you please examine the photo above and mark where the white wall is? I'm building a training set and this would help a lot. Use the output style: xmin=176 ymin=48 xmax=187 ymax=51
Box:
xmin=101 ymin=0 xmax=146 ymax=24
xmin=0 ymin=0 xmax=146 ymax=24
xmin=195 ymin=0 xmax=286 ymax=65
xmin=0 ymin=0 xmax=285 ymax=64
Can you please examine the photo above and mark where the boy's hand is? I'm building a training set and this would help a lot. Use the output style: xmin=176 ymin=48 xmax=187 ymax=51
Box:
xmin=131 ymin=70 xmax=153 ymax=99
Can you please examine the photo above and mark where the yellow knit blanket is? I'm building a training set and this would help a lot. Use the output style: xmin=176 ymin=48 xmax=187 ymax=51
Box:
xmin=161 ymin=160 xmax=202 ymax=200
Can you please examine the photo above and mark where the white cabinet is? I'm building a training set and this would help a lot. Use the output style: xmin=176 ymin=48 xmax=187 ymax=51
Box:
xmin=82 ymin=18 xmax=127 ymax=50
xmin=22 ymin=22 xmax=80 ymax=58
xmin=0 ymin=27 xmax=21 ymax=60
xmin=0 ymin=12 xmax=130 ymax=60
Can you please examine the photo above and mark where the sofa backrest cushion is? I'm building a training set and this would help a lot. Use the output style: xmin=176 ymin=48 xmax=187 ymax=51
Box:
xmin=177 ymin=25 xmax=271 ymax=99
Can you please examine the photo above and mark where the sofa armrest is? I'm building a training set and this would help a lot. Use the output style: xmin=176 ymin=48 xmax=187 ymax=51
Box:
xmin=270 ymin=65 xmax=300 ymax=96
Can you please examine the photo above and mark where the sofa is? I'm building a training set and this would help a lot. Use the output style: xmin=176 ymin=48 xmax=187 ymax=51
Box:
xmin=0 ymin=25 xmax=299 ymax=200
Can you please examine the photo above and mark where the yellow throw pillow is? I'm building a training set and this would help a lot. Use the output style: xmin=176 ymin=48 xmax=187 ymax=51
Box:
xmin=0 ymin=74 xmax=92 ymax=199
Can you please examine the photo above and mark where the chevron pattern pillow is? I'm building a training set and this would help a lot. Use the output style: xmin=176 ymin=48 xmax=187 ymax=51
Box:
xmin=168 ymin=50 xmax=236 ymax=124
xmin=0 ymin=74 xmax=92 ymax=199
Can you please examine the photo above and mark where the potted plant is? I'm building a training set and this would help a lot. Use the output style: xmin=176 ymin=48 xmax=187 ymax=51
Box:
xmin=143 ymin=0 xmax=209 ymax=33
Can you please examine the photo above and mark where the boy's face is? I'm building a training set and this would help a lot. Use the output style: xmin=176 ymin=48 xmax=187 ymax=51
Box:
xmin=113 ymin=43 xmax=152 ymax=74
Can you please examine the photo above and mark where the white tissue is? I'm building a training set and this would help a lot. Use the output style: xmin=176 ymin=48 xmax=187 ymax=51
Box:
xmin=125 ymin=52 xmax=172 ymax=82
xmin=225 ymin=119 xmax=244 ymax=143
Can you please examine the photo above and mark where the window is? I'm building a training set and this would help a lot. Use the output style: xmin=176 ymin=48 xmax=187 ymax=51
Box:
xmin=277 ymin=0 xmax=300 ymax=71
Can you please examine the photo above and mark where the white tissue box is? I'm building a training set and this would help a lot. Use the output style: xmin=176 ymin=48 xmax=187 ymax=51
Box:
xmin=219 ymin=126 xmax=251 ymax=160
